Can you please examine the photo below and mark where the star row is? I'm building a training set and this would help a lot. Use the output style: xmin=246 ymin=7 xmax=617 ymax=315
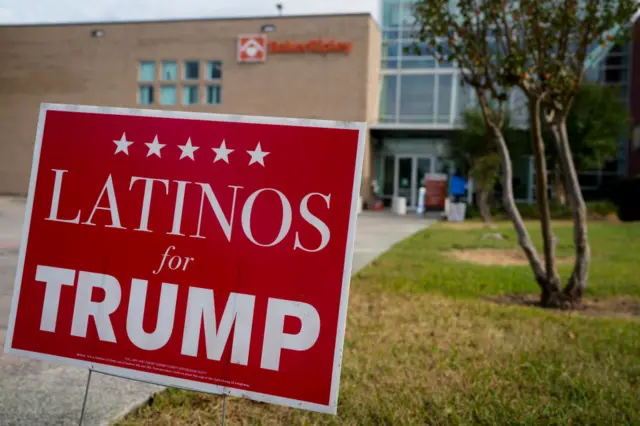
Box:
xmin=112 ymin=133 xmax=270 ymax=166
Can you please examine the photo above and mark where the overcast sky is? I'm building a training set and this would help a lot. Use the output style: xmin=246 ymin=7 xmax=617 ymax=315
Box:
xmin=0 ymin=0 xmax=379 ymax=25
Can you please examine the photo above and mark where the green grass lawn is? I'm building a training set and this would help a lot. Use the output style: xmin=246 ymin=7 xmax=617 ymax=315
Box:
xmin=116 ymin=220 xmax=640 ymax=426
xmin=364 ymin=220 xmax=640 ymax=299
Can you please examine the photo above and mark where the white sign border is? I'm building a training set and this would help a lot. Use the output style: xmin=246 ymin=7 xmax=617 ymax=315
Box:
xmin=3 ymin=103 xmax=367 ymax=415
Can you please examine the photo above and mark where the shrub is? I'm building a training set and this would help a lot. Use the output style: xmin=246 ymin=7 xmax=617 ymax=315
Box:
xmin=464 ymin=200 xmax=617 ymax=220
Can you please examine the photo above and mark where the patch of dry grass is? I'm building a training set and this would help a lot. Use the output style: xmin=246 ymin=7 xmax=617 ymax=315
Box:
xmin=433 ymin=221 xmax=490 ymax=230
xmin=489 ymin=293 xmax=640 ymax=319
xmin=445 ymin=248 xmax=574 ymax=266
xmin=117 ymin=284 xmax=640 ymax=425
xmin=436 ymin=219 xmax=575 ymax=230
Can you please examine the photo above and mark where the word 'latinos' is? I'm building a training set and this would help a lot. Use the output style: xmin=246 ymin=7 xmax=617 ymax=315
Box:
xmin=45 ymin=169 xmax=332 ymax=252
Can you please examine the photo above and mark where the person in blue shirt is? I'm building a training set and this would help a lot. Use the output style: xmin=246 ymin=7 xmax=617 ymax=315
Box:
xmin=449 ymin=169 xmax=467 ymax=203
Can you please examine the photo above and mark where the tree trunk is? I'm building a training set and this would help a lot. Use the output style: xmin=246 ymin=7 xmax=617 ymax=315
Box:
xmin=475 ymin=94 xmax=547 ymax=293
xmin=553 ymin=163 xmax=566 ymax=206
xmin=490 ymin=125 xmax=547 ymax=285
xmin=478 ymin=189 xmax=492 ymax=224
xmin=529 ymin=97 xmax=562 ymax=305
xmin=550 ymin=118 xmax=590 ymax=308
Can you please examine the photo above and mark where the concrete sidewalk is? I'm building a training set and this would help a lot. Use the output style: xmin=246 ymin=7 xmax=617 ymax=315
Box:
xmin=0 ymin=197 xmax=25 ymax=250
xmin=0 ymin=199 xmax=431 ymax=426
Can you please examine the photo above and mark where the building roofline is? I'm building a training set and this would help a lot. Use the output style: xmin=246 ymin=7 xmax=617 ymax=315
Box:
xmin=0 ymin=11 xmax=374 ymax=28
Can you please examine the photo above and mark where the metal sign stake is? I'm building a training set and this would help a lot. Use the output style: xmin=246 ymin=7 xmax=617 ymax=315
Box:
xmin=221 ymin=394 xmax=228 ymax=426
xmin=78 ymin=369 xmax=93 ymax=426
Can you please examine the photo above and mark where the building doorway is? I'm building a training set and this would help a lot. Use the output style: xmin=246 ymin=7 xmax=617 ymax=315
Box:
xmin=394 ymin=155 xmax=435 ymax=208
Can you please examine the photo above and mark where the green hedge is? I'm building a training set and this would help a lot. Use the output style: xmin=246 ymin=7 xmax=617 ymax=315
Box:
xmin=466 ymin=200 xmax=618 ymax=220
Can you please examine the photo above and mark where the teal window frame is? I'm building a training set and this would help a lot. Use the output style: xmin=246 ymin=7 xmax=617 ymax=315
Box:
xmin=206 ymin=85 xmax=222 ymax=105
xmin=161 ymin=61 xmax=178 ymax=81
xmin=207 ymin=61 xmax=222 ymax=80
xmin=139 ymin=61 xmax=156 ymax=81
xmin=182 ymin=85 xmax=200 ymax=105
xmin=138 ymin=85 xmax=154 ymax=105
xmin=160 ymin=85 xmax=177 ymax=105
xmin=184 ymin=61 xmax=200 ymax=80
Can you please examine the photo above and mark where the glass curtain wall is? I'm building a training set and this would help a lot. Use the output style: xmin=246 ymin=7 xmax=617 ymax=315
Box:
xmin=381 ymin=0 xmax=613 ymax=129
xmin=379 ymin=0 xmax=462 ymax=126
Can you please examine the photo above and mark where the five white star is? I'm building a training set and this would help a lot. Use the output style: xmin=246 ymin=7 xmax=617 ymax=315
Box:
xmin=212 ymin=140 xmax=234 ymax=164
xmin=178 ymin=137 xmax=199 ymax=160
xmin=113 ymin=135 xmax=269 ymax=166
xmin=247 ymin=142 xmax=270 ymax=167
xmin=145 ymin=135 xmax=166 ymax=158
xmin=113 ymin=133 xmax=134 ymax=155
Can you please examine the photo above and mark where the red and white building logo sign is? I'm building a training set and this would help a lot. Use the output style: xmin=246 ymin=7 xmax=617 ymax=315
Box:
xmin=237 ymin=34 xmax=267 ymax=62
xmin=4 ymin=104 xmax=366 ymax=414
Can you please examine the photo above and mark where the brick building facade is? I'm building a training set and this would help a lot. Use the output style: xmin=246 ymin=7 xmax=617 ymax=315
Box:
xmin=0 ymin=13 xmax=381 ymax=203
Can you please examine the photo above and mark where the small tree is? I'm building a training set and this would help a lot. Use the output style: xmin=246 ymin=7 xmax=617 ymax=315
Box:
xmin=414 ymin=0 xmax=549 ymax=293
xmin=505 ymin=0 xmax=637 ymax=305
xmin=413 ymin=0 xmax=637 ymax=307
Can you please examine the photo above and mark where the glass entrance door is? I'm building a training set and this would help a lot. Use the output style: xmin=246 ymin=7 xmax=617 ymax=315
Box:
xmin=396 ymin=156 xmax=413 ymax=203
xmin=394 ymin=155 xmax=435 ymax=208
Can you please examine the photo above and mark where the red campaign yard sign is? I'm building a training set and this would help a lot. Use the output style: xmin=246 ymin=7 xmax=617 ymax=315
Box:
xmin=4 ymin=104 xmax=366 ymax=414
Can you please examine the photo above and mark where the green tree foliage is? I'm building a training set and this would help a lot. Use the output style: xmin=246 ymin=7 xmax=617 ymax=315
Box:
xmin=453 ymin=108 xmax=530 ymax=178
xmin=452 ymin=109 xmax=501 ymax=188
xmin=545 ymin=82 xmax=629 ymax=205
xmin=562 ymin=82 xmax=629 ymax=171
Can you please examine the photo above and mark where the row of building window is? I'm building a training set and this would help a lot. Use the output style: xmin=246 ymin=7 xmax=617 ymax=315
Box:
xmin=378 ymin=71 xmax=528 ymax=126
xmin=138 ymin=60 xmax=222 ymax=106
xmin=379 ymin=73 xmax=455 ymax=124
xmin=139 ymin=60 xmax=222 ymax=82
xmin=138 ymin=85 xmax=221 ymax=106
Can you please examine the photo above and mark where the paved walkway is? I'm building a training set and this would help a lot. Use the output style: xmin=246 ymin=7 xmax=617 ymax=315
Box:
xmin=0 ymin=198 xmax=432 ymax=426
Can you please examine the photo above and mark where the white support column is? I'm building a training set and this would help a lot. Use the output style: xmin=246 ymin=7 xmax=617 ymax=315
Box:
xmin=395 ymin=73 xmax=401 ymax=123
xmin=433 ymin=74 xmax=439 ymax=124
xmin=395 ymin=10 xmax=403 ymax=124
xmin=450 ymin=72 xmax=459 ymax=124
xmin=527 ymin=155 xmax=535 ymax=204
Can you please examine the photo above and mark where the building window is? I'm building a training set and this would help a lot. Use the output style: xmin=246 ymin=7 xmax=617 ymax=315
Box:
xmin=207 ymin=61 xmax=222 ymax=80
xmin=382 ymin=0 xmax=402 ymax=27
xmin=184 ymin=61 xmax=200 ymax=80
xmin=399 ymin=74 xmax=435 ymax=123
xmin=382 ymin=41 xmax=400 ymax=65
xmin=139 ymin=85 xmax=154 ymax=105
xmin=456 ymin=81 xmax=477 ymax=119
xmin=183 ymin=86 xmax=199 ymax=105
xmin=161 ymin=61 xmax=178 ymax=81
xmin=436 ymin=74 xmax=453 ymax=124
xmin=379 ymin=75 xmax=398 ymax=122
xmin=382 ymin=155 xmax=394 ymax=198
xmin=139 ymin=61 xmax=156 ymax=81
xmin=206 ymin=85 xmax=222 ymax=105
xmin=160 ymin=86 xmax=177 ymax=105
